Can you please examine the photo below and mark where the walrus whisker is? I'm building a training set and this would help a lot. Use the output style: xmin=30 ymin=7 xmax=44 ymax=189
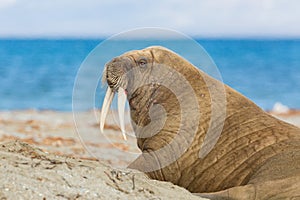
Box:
xmin=118 ymin=87 xmax=127 ymax=140
xmin=100 ymin=87 xmax=114 ymax=133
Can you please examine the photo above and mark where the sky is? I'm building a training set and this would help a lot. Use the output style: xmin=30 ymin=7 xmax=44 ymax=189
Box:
xmin=0 ymin=0 xmax=300 ymax=38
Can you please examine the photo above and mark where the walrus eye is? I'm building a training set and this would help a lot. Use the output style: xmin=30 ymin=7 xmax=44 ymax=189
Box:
xmin=138 ymin=58 xmax=147 ymax=67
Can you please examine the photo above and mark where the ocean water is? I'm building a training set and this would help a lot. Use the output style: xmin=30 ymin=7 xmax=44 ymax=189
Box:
xmin=0 ymin=39 xmax=299 ymax=111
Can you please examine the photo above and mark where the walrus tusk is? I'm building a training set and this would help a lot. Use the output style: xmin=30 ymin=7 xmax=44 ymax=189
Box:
xmin=118 ymin=87 xmax=127 ymax=140
xmin=100 ymin=87 xmax=114 ymax=133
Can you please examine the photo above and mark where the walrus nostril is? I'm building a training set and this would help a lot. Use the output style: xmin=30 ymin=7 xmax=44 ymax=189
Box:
xmin=107 ymin=81 xmax=113 ymax=88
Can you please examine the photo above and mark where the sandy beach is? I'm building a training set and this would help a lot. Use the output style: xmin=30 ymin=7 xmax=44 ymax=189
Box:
xmin=0 ymin=110 xmax=141 ymax=167
xmin=0 ymin=109 xmax=299 ymax=199
xmin=0 ymin=110 xmax=211 ymax=199
xmin=0 ymin=109 xmax=299 ymax=164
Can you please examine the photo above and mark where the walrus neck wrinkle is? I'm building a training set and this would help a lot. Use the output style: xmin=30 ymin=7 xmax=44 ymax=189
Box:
xmin=130 ymin=84 xmax=182 ymax=152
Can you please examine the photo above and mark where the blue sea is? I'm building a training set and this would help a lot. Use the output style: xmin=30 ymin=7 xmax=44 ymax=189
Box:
xmin=0 ymin=39 xmax=299 ymax=111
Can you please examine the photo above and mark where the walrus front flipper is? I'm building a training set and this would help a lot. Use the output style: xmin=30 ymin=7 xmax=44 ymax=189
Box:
xmin=197 ymin=175 xmax=300 ymax=200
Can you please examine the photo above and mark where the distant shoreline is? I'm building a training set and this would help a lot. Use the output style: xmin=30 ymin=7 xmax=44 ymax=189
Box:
xmin=1 ymin=108 xmax=300 ymax=126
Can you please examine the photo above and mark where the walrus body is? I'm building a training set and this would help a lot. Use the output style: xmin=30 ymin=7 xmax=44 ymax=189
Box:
xmin=101 ymin=46 xmax=300 ymax=199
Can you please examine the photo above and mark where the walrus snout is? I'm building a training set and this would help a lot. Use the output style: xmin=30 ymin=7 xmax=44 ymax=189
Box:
xmin=101 ymin=56 xmax=135 ymax=140
xmin=105 ymin=56 xmax=133 ymax=91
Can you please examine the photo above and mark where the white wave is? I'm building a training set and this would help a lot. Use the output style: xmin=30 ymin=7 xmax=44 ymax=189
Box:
xmin=272 ymin=102 xmax=290 ymax=114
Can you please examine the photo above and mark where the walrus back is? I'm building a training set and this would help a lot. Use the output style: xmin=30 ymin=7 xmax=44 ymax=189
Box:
xmin=184 ymin=82 xmax=300 ymax=192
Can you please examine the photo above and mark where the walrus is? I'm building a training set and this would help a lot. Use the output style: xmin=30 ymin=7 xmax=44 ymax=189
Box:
xmin=100 ymin=46 xmax=300 ymax=199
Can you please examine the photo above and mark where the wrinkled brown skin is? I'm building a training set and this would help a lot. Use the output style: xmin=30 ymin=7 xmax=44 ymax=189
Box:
xmin=104 ymin=46 xmax=300 ymax=200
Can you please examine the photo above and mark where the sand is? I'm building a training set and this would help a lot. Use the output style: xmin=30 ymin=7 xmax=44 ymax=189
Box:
xmin=0 ymin=110 xmax=140 ymax=167
xmin=0 ymin=109 xmax=299 ymax=199
xmin=0 ymin=141 xmax=206 ymax=199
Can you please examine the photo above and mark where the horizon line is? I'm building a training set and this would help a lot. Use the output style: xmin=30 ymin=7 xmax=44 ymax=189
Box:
xmin=1 ymin=35 xmax=300 ymax=40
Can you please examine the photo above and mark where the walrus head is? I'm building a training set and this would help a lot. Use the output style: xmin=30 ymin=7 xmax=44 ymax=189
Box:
xmin=100 ymin=46 xmax=200 ymax=143
xmin=100 ymin=46 xmax=157 ymax=140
